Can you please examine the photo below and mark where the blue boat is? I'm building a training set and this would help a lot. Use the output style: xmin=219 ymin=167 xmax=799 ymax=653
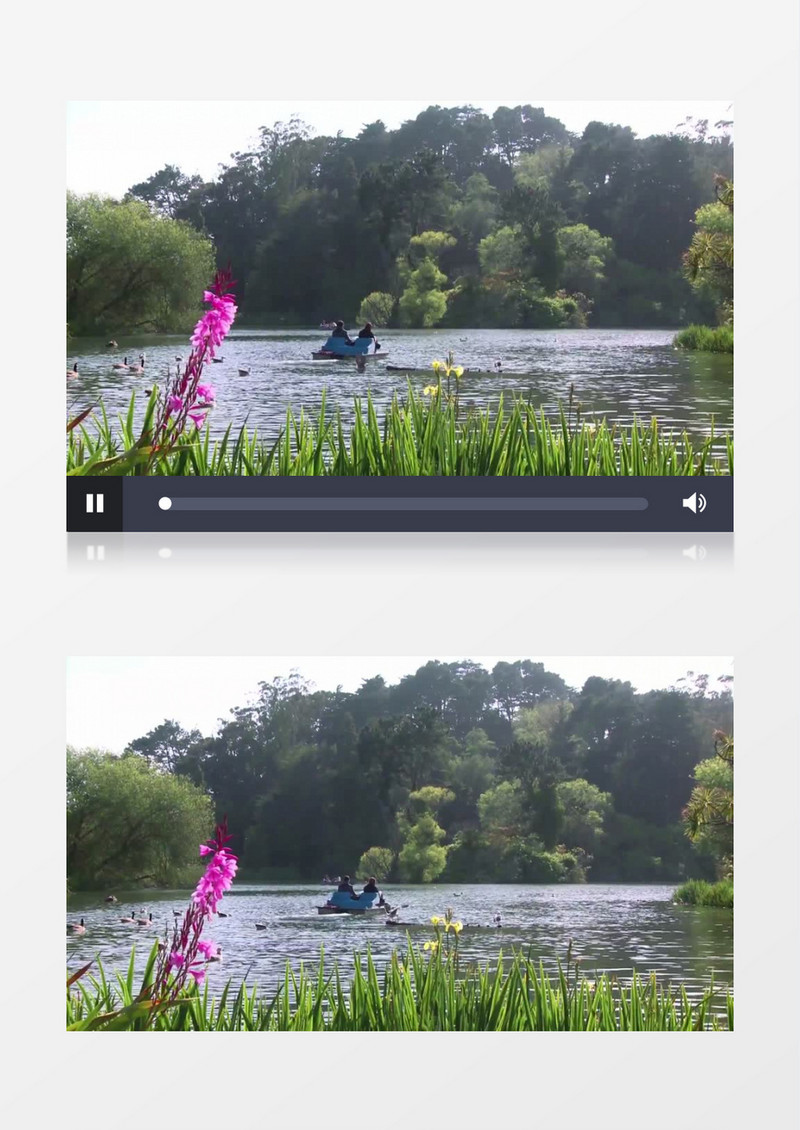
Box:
xmin=317 ymin=889 xmax=384 ymax=915
xmin=312 ymin=336 xmax=389 ymax=361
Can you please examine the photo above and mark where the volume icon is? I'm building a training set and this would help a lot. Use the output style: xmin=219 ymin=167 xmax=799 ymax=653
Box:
xmin=682 ymin=492 xmax=707 ymax=514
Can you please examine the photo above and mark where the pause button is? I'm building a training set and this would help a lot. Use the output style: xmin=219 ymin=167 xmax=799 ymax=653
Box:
xmin=85 ymin=493 xmax=104 ymax=514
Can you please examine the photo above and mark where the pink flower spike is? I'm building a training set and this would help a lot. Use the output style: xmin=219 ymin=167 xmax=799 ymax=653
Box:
xmin=168 ymin=395 xmax=183 ymax=413
xmin=199 ymin=844 xmax=213 ymax=857
xmin=196 ymin=385 xmax=215 ymax=402
xmin=188 ymin=967 xmax=205 ymax=985
xmin=189 ymin=413 xmax=207 ymax=430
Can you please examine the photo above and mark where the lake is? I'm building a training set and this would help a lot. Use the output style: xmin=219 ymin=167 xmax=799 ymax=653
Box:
xmin=67 ymin=883 xmax=733 ymax=1009
xmin=67 ymin=328 xmax=733 ymax=445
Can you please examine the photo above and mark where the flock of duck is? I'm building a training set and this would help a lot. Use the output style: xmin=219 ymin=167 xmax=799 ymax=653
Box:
xmin=66 ymin=342 xmax=250 ymax=380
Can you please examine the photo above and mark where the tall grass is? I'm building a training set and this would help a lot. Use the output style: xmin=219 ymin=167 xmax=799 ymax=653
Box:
xmin=67 ymin=940 xmax=732 ymax=1031
xmin=674 ymin=879 xmax=734 ymax=908
xmin=674 ymin=325 xmax=734 ymax=353
xmin=67 ymin=386 xmax=732 ymax=477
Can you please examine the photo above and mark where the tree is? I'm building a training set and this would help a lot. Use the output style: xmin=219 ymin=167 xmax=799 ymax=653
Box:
xmin=127 ymin=719 xmax=203 ymax=774
xmin=397 ymin=787 xmax=454 ymax=882
xmin=683 ymin=731 xmax=733 ymax=877
xmin=67 ymin=193 xmax=216 ymax=334
xmin=556 ymin=778 xmax=613 ymax=854
xmin=557 ymin=224 xmax=614 ymax=296
xmin=357 ymin=291 xmax=395 ymax=325
xmin=127 ymin=164 xmax=205 ymax=221
xmin=683 ymin=177 xmax=733 ymax=323
xmin=358 ymin=846 xmax=395 ymax=881
xmin=67 ymin=748 xmax=213 ymax=889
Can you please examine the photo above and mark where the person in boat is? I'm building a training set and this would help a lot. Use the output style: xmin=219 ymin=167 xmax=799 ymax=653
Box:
xmin=337 ymin=874 xmax=359 ymax=899
xmin=330 ymin=320 xmax=355 ymax=345
xmin=357 ymin=322 xmax=381 ymax=353
xmin=363 ymin=876 xmax=386 ymax=906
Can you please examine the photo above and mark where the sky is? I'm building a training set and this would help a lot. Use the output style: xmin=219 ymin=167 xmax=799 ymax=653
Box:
xmin=66 ymin=654 xmax=733 ymax=754
xmin=66 ymin=100 xmax=733 ymax=199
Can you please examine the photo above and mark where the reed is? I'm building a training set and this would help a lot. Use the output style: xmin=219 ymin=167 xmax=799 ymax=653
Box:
xmin=67 ymin=940 xmax=732 ymax=1031
xmin=674 ymin=879 xmax=734 ymax=908
xmin=67 ymin=386 xmax=732 ymax=477
xmin=674 ymin=325 xmax=734 ymax=353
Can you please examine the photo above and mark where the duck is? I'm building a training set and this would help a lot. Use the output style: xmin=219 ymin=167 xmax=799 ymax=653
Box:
xmin=136 ymin=912 xmax=154 ymax=926
xmin=120 ymin=909 xmax=137 ymax=924
xmin=237 ymin=366 xmax=250 ymax=376
xmin=112 ymin=357 xmax=130 ymax=370
xmin=211 ymin=357 xmax=224 ymax=363
xmin=66 ymin=362 xmax=79 ymax=378
xmin=255 ymin=922 xmax=267 ymax=930
xmin=207 ymin=946 xmax=222 ymax=962
xmin=104 ymin=894 xmax=118 ymax=903
xmin=217 ymin=911 xmax=229 ymax=918
xmin=127 ymin=355 xmax=146 ymax=374
xmin=106 ymin=340 xmax=118 ymax=348
xmin=172 ymin=909 xmax=182 ymax=917
xmin=67 ymin=918 xmax=86 ymax=935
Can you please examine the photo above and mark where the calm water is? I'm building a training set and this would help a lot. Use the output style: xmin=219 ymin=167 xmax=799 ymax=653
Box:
xmin=67 ymin=328 xmax=733 ymax=443
xmin=67 ymin=883 xmax=732 ymax=1006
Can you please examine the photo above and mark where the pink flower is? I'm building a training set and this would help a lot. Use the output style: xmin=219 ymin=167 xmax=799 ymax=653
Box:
xmin=197 ymin=940 xmax=217 ymax=960
xmin=168 ymin=395 xmax=184 ymax=413
xmin=199 ymin=844 xmax=214 ymax=857
xmin=188 ymin=413 xmax=207 ymax=430
xmin=196 ymin=385 xmax=215 ymax=403
xmin=167 ymin=951 xmax=185 ymax=971
xmin=188 ymin=967 xmax=205 ymax=985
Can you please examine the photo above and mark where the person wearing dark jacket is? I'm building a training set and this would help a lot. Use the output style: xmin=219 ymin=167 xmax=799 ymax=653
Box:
xmin=357 ymin=323 xmax=381 ymax=352
xmin=331 ymin=321 xmax=355 ymax=345
xmin=363 ymin=876 xmax=380 ymax=894
xmin=337 ymin=874 xmax=359 ymax=899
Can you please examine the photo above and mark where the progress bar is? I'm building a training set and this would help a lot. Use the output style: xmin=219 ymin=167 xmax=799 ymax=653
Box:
xmin=159 ymin=496 xmax=649 ymax=512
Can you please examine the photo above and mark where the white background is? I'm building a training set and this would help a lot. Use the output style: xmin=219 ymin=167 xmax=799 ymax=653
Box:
xmin=4 ymin=1 xmax=799 ymax=1127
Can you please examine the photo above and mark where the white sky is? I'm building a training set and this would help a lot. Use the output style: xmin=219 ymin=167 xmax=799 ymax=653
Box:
xmin=66 ymin=655 xmax=733 ymax=754
xmin=66 ymin=101 xmax=733 ymax=199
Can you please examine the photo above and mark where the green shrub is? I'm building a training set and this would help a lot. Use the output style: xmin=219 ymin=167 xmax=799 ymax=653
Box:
xmin=674 ymin=879 xmax=733 ymax=908
xmin=674 ymin=325 xmax=733 ymax=353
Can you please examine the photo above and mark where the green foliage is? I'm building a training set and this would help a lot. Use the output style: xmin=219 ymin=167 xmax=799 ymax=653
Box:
xmin=77 ymin=658 xmax=733 ymax=886
xmin=356 ymin=291 xmax=395 ymax=326
xmin=67 ymin=748 xmax=213 ymax=888
xmin=556 ymin=779 xmax=613 ymax=854
xmin=67 ymin=192 xmax=215 ymax=334
xmin=397 ymin=788 xmax=454 ymax=882
xmin=108 ymin=106 xmax=733 ymax=326
xmin=357 ymin=846 xmax=395 ymax=881
xmin=68 ymin=385 xmax=733 ymax=478
xmin=683 ymin=178 xmax=733 ymax=324
xmin=683 ymin=733 xmax=733 ymax=877
xmin=67 ymin=940 xmax=732 ymax=1031
xmin=674 ymin=879 xmax=733 ymax=908
xmin=557 ymin=224 xmax=614 ymax=295
xmin=674 ymin=325 xmax=733 ymax=353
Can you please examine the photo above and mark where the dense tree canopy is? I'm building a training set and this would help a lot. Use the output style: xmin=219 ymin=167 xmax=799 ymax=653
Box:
xmin=114 ymin=662 xmax=733 ymax=885
xmin=67 ymin=748 xmax=213 ymax=889
xmin=67 ymin=193 xmax=216 ymax=335
xmin=115 ymin=105 xmax=732 ymax=329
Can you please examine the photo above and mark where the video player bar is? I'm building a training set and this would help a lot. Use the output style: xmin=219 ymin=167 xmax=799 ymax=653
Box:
xmin=67 ymin=477 xmax=733 ymax=532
